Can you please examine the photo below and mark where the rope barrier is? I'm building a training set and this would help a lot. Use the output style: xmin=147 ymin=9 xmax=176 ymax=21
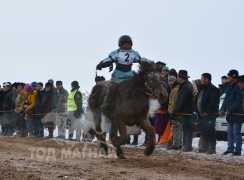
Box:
xmin=0 ymin=110 xmax=47 ymax=116
xmin=152 ymin=111 xmax=244 ymax=116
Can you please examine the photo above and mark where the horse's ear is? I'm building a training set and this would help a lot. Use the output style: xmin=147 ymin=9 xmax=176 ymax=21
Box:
xmin=139 ymin=60 xmax=153 ymax=70
xmin=155 ymin=63 xmax=163 ymax=72
xmin=139 ymin=60 xmax=146 ymax=67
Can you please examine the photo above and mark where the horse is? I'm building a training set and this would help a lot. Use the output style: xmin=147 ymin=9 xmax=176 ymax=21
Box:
xmin=88 ymin=61 xmax=168 ymax=159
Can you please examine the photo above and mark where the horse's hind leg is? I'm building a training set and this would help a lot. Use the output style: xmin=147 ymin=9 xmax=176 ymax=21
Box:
xmin=111 ymin=120 xmax=127 ymax=159
xmin=139 ymin=119 xmax=156 ymax=156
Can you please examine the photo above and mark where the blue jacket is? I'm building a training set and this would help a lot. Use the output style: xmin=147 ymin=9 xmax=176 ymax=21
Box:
xmin=221 ymin=82 xmax=243 ymax=123
xmin=100 ymin=49 xmax=151 ymax=84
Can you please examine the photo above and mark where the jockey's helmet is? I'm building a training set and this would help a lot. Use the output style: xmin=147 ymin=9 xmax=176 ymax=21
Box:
xmin=118 ymin=35 xmax=133 ymax=47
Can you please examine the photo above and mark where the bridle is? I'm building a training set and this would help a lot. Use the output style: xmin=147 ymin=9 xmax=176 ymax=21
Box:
xmin=143 ymin=72 xmax=161 ymax=98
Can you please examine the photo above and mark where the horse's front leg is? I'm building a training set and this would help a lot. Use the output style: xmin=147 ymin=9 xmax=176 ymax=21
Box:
xmin=139 ymin=119 xmax=156 ymax=156
xmin=111 ymin=120 xmax=127 ymax=159
xmin=92 ymin=111 xmax=108 ymax=155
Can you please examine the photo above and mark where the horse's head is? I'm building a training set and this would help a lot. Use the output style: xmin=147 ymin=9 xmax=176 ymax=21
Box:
xmin=139 ymin=61 xmax=168 ymax=103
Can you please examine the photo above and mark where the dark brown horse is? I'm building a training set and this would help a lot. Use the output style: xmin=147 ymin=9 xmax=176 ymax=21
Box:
xmin=88 ymin=61 xmax=168 ymax=159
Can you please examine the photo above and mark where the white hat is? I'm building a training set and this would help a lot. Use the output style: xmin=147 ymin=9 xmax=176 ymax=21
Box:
xmin=3 ymin=82 xmax=11 ymax=87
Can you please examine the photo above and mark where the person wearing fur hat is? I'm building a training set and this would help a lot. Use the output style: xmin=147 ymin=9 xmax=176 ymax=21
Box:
xmin=220 ymin=70 xmax=243 ymax=156
xmin=24 ymin=84 xmax=37 ymax=136
xmin=67 ymin=81 xmax=84 ymax=141
xmin=175 ymin=70 xmax=194 ymax=152
xmin=41 ymin=82 xmax=55 ymax=138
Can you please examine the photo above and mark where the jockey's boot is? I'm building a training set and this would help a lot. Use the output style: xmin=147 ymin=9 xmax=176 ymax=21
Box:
xmin=101 ymin=82 xmax=119 ymax=115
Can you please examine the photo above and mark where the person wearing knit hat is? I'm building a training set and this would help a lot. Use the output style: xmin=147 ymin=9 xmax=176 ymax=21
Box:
xmin=169 ymin=68 xmax=178 ymax=78
xmin=67 ymin=81 xmax=84 ymax=141
xmin=24 ymin=84 xmax=33 ymax=92
xmin=162 ymin=66 xmax=170 ymax=81
xmin=167 ymin=75 xmax=182 ymax=150
xmin=48 ymin=79 xmax=56 ymax=91
xmin=23 ymin=83 xmax=37 ymax=137
xmin=71 ymin=81 xmax=79 ymax=89
xmin=48 ymin=79 xmax=54 ymax=85
xmin=31 ymin=81 xmax=37 ymax=87
xmin=221 ymin=69 xmax=243 ymax=156
xmin=168 ymin=75 xmax=176 ymax=83
xmin=3 ymin=82 xmax=11 ymax=87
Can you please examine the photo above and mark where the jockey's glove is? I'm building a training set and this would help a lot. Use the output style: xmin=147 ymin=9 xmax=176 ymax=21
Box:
xmin=96 ymin=64 xmax=102 ymax=70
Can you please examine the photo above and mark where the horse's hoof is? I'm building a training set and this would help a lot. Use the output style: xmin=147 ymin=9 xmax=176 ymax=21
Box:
xmin=118 ymin=154 xmax=126 ymax=159
xmin=144 ymin=149 xmax=153 ymax=156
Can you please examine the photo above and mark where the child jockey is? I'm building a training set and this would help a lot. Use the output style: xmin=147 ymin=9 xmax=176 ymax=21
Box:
xmin=96 ymin=35 xmax=152 ymax=115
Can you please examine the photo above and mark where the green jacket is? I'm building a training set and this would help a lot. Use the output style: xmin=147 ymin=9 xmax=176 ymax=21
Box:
xmin=51 ymin=87 xmax=68 ymax=113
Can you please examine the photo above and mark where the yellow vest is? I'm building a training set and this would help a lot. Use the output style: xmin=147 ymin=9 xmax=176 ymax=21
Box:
xmin=67 ymin=88 xmax=82 ymax=111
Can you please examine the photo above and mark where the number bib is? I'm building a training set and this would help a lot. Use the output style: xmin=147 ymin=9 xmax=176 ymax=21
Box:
xmin=118 ymin=51 xmax=135 ymax=64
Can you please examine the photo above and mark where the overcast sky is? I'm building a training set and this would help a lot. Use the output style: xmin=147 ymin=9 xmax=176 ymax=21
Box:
xmin=0 ymin=0 xmax=243 ymax=92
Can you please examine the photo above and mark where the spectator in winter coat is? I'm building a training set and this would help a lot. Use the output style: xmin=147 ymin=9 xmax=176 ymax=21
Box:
xmin=196 ymin=73 xmax=220 ymax=154
xmin=154 ymin=72 xmax=170 ymax=143
xmin=221 ymin=70 xmax=243 ymax=156
xmin=162 ymin=66 xmax=170 ymax=81
xmin=15 ymin=83 xmax=28 ymax=137
xmin=239 ymin=75 xmax=244 ymax=114
xmin=51 ymin=81 xmax=68 ymax=139
xmin=1 ymin=82 xmax=16 ymax=136
xmin=219 ymin=76 xmax=229 ymax=96
xmin=33 ymin=82 xmax=45 ymax=137
xmin=169 ymin=68 xmax=178 ymax=79
xmin=42 ymin=82 xmax=54 ymax=138
xmin=167 ymin=76 xmax=182 ymax=150
xmin=192 ymin=79 xmax=202 ymax=144
xmin=24 ymin=84 xmax=37 ymax=136
xmin=67 ymin=81 xmax=84 ymax=141
xmin=175 ymin=70 xmax=194 ymax=152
